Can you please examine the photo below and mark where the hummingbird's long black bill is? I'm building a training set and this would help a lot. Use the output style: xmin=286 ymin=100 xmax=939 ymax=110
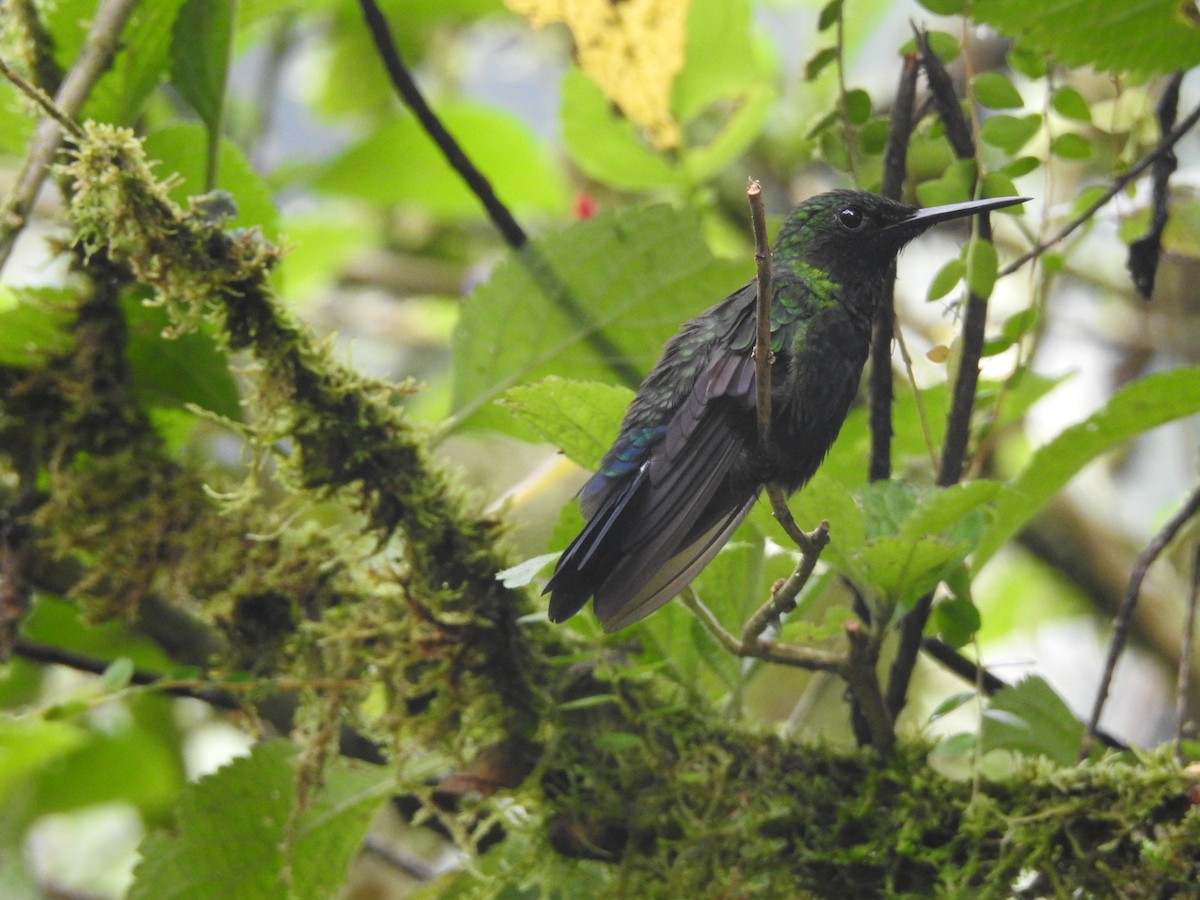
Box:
xmin=887 ymin=195 xmax=1029 ymax=230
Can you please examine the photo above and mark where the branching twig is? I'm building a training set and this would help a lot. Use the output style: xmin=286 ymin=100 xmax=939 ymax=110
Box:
xmin=748 ymin=179 xmax=774 ymax=448
xmin=681 ymin=591 xmax=843 ymax=671
xmin=1085 ymin=481 xmax=1200 ymax=750
xmin=0 ymin=0 xmax=140 ymax=274
xmin=999 ymin=91 xmax=1200 ymax=280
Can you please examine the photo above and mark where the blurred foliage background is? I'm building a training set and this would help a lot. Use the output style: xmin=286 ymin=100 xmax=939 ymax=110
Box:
xmin=1 ymin=0 xmax=1200 ymax=896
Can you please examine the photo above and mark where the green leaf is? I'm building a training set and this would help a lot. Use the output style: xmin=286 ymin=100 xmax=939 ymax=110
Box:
xmin=0 ymin=286 xmax=77 ymax=367
xmin=123 ymin=292 xmax=242 ymax=421
xmin=170 ymin=0 xmax=235 ymax=137
xmin=102 ymin=657 xmax=136 ymax=692
xmin=980 ymin=676 xmax=1083 ymax=765
xmin=980 ymin=113 xmax=1042 ymax=153
xmin=963 ymin=237 xmax=999 ymax=299
xmin=916 ymin=158 xmax=977 ymax=207
xmin=929 ymin=690 xmax=976 ymax=722
xmin=862 ymin=480 xmax=917 ymax=541
xmin=451 ymin=205 xmax=747 ymax=435
xmin=972 ymin=72 xmax=1024 ymax=109
xmin=561 ymin=66 xmax=683 ymax=191
xmin=818 ymin=0 xmax=844 ymax=31
xmin=0 ymin=718 xmax=88 ymax=802
xmin=1050 ymin=133 xmax=1092 ymax=160
xmin=843 ymin=88 xmax=872 ymax=125
xmin=131 ymin=740 xmax=392 ymax=900
xmin=982 ymin=170 xmax=1021 ymax=202
xmin=501 ymin=378 xmax=632 ymax=469
xmin=672 ymin=0 xmax=761 ymax=122
xmin=1007 ymin=43 xmax=1048 ymax=80
xmin=900 ymin=31 xmax=960 ymax=62
xmin=318 ymin=102 xmax=567 ymax=214
xmin=932 ymin=597 xmax=982 ymax=647
xmin=804 ymin=47 xmax=838 ymax=81
xmin=1051 ymin=87 xmax=1094 ymax=122
xmin=1002 ymin=156 xmax=1041 ymax=178
xmin=975 ymin=367 xmax=1200 ymax=568
xmin=83 ymin=0 xmax=191 ymax=124
xmin=927 ymin=259 xmax=965 ymax=302
xmin=975 ymin=0 xmax=1200 ymax=75
xmin=1002 ymin=308 xmax=1039 ymax=342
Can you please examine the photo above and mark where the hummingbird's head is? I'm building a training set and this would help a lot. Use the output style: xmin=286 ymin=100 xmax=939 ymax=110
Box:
xmin=773 ymin=189 xmax=1026 ymax=303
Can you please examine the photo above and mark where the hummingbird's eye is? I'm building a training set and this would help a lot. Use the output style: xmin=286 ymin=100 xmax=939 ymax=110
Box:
xmin=837 ymin=207 xmax=865 ymax=230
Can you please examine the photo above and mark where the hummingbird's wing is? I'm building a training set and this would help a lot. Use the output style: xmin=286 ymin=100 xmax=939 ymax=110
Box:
xmin=546 ymin=304 xmax=764 ymax=631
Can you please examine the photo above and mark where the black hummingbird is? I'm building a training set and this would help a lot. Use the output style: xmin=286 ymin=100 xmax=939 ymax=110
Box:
xmin=545 ymin=190 xmax=1026 ymax=632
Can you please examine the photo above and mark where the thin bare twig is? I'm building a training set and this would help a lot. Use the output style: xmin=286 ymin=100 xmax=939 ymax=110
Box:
xmin=1085 ymin=481 xmax=1200 ymax=750
xmin=748 ymin=179 xmax=774 ymax=447
xmin=1176 ymin=545 xmax=1200 ymax=759
xmin=680 ymin=591 xmax=843 ymax=671
xmin=0 ymin=0 xmax=141 ymax=274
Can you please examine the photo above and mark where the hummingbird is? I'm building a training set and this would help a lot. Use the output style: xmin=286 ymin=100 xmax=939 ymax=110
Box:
xmin=545 ymin=190 xmax=1026 ymax=632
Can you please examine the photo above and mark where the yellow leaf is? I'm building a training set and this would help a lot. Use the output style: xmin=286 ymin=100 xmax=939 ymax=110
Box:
xmin=506 ymin=0 xmax=688 ymax=148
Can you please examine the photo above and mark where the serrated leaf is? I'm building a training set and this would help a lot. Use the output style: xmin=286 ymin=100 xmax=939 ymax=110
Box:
xmin=975 ymin=0 xmax=1200 ymax=75
xmin=980 ymin=676 xmax=1083 ymax=765
xmin=862 ymin=480 xmax=917 ymax=541
xmin=130 ymin=740 xmax=392 ymax=900
xmin=964 ymin=237 xmax=999 ymax=299
xmin=974 ymin=367 xmax=1200 ymax=568
xmin=973 ymin=72 xmax=1023 ymax=109
xmin=501 ymin=378 xmax=632 ymax=469
xmin=451 ymin=205 xmax=747 ymax=435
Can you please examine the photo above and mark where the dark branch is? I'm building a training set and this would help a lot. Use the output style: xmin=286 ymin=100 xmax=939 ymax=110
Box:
xmin=1127 ymin=71 xmax=1183 ymax=300
xmin=356 ymin=0 xmax=643 ymax=391
xmin=1177 ymin=545 xmax=1200 ymax=758
xmin=1000 ymin=90 xmax=1200 ymax=280
xmin=869 ymin=52 xmax=920 ymax=483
